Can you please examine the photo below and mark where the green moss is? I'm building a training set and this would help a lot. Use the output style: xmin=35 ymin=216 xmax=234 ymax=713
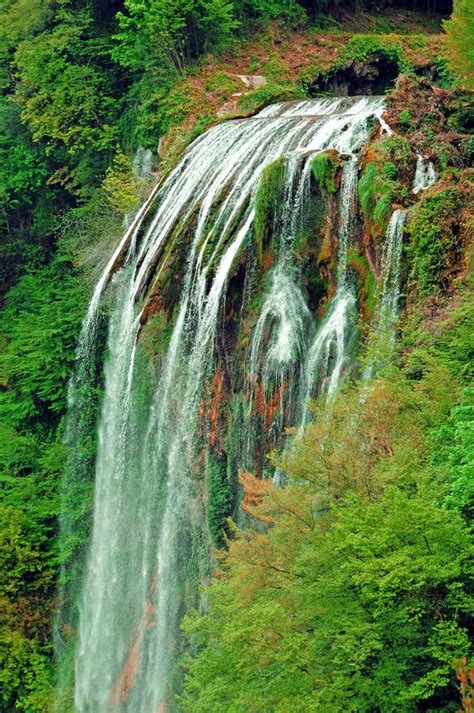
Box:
xmin=379 ymin=134 xmax=412 ymax=168
xmin=292 ymin=191 xmax=326 ymax=258
xmin=311 ymin=151 xmax=340 ymax=194
xmin=139 ymin=309 xmax=173 ymax=358
xmin=358 ymin=161 xmax=399 ymax=234
xmin=432 ymin=141 xmax=463 ymax=171
xmin=262 ymin=55 xmax=290 ymax=83
xmin=398 ymin=109 xmax=415 ymax=132
xmin=238 ymin=81 xmax=305 ymax=115
xmin=333 ymin=34 xmax=413 ymax=74
xmin=358 ymin=136 xmax=410 ymax=235
xmin=254 ymin=157 xmax=285 ymax=262
xmin=407 ymin=186 xmax=464 ymax=296
xmin=373 ymin=192 xmax=393 ymax=228
xmin=204 ymin=71 xmax=240 ymax=98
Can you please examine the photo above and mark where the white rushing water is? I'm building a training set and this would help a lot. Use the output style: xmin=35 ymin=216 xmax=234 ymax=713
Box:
xmin=60 ymin=96 xmax=390 ymax=712
xmin=413 ymin=153 xmax=437 ymax=194
xmin=299 ymin=159 xmax=359 ymax=428
xmin=363 ymin=208 xmax=407 ymax=381
xmin=378 ymin=209 xmax=407 ymax=336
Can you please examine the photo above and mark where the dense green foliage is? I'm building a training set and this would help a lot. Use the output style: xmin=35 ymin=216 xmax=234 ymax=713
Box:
xmin=443 ymin=0 xmax=474 ymax=88
xmin=358 ymin=135 xmax=412 ymax=235
xmin=181 ymin=291 xmax=474 ymax=711
xmin=358 ymin=161 xmax=399 ymax=233
xmin=0 ymin=0 xmax=468 ymax=708
xmin=407 ymin=182 xmax=464 ymax=295
xmin=0 ymin=262 xmax=85 ymax=710
xmin=207 ymin=453 xmax=231 ymax=547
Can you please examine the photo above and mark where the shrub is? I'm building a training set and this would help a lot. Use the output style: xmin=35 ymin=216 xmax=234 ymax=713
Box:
xmin=398 ymin=109 xmax=415 ymax=131
xmin=334 ymin=34 xmax=411 ymax=74
xmin=102 ymin=151 xmax=141 ymax=214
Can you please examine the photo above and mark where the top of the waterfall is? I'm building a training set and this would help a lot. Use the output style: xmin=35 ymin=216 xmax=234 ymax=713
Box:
xmin=254 ymin=96 xmax=389 ymax=153
xmin=257 ymin=95 xmax=385 ymax=119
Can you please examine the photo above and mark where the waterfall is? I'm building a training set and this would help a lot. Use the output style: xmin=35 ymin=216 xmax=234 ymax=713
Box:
xmin=299 ymin=159 xmax=358 ymax=427
xmin=244 ymin=155 xmax=313 ymax=471
xmin=59 ymin=96 xmax=389 ymax=712
xmin=413 ymin=153 xmax=436 ymax=194
xmin=378 ymin=209 xmax=407 ymax=337
xmin=363 ymin=209 xmax=407 ymax=380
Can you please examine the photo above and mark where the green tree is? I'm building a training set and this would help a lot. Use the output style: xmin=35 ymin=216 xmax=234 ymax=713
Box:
xmin=13 ymin=7 xmax=117 ymax=180
xmin=182 ymin=360 xmax=473 ymax=712
xmin=444 ymin=0 xmax=474 ymax=88
xmin=114 ymin=0 xmax=238 ymax=77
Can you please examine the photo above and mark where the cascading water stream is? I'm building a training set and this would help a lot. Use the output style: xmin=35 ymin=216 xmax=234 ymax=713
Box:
xmin=378 ymin=209 xmax=407 ymax=337
xmin=59 ymin=96 xmax=390 ymax=712
xmin=413 ymin=153 xmax=437 ymax=194
xmin=297 ymin=98 xmax=393 ymax=426
xmin=243 ymin=155 xmax=313 ymax=470
xmin=299 ymin=160 xmax=358 ymax=427
xmin=363 ymin=208 xmax=407 ymax=381
xmin=362 ymin=152 xmax=438 ymax=383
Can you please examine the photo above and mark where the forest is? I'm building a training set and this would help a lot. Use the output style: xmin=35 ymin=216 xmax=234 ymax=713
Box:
xmin=0 ymin=0 xmax=472 ymax=711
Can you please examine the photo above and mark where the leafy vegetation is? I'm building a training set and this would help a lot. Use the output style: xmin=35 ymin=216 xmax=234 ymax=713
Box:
xmin=207 ymin=453 xmax=231 ymax=547
xmin=1 ymin=0 xmax=471 ymax=709
xmin=181 ymin=293 xmax=473 ymax=711
xmin=406 ymin=180 xmax=466 ymax=295
xmin=443 ymin=0 xmax=474 ymax=88
xmin=335 ymin=33 xmax=410 ymax=72
xmin=356 ymin=134 xmax=413 ymax=237
xmin=358 ymin=161 xmax=399 ymax=234
xmin=0 ymin=262 xmax=85 ymax=710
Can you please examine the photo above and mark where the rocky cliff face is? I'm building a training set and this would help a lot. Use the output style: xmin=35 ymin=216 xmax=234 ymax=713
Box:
xmin=59 ymin=71 xmax=472 ymax=710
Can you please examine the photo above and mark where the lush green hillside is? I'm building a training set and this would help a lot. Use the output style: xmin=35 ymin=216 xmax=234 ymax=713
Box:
xmin=0 ymin=0 xmax=472 ymax=710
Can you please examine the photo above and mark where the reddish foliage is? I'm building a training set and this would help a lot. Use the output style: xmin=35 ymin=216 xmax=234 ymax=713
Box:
xmin=250 ymin=378 xmax=287 ymax=431
xmin=456 ymin=657 xmax=474 ymax=713
xmin=238 ymin=470 xmax=273 ymax=522
xmin=262 ymin=249 xmax=275 ymax=272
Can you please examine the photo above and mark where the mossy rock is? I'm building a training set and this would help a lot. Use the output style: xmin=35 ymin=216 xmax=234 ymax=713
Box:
xmin=254 ymin=157 xmax=286 ymax=263
xmin=292 ymin=184 xmax=326 ymax=259
xmin=311 ymin=150 xmax=342 ymax=194
xmin=139 ymin=308 xmax=173 ymax=359
xmin=358 ymin=132 xmax=426 ymax=252
xmin=406 ymin=179 xmax=467 ymax=296
xmin=358 ymin=161 xmax=400 ymax=236
xmin=238 ymin=81 xmax=305 ymax=116
xmin=306 ymin=36 xmax=412 ymax=97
